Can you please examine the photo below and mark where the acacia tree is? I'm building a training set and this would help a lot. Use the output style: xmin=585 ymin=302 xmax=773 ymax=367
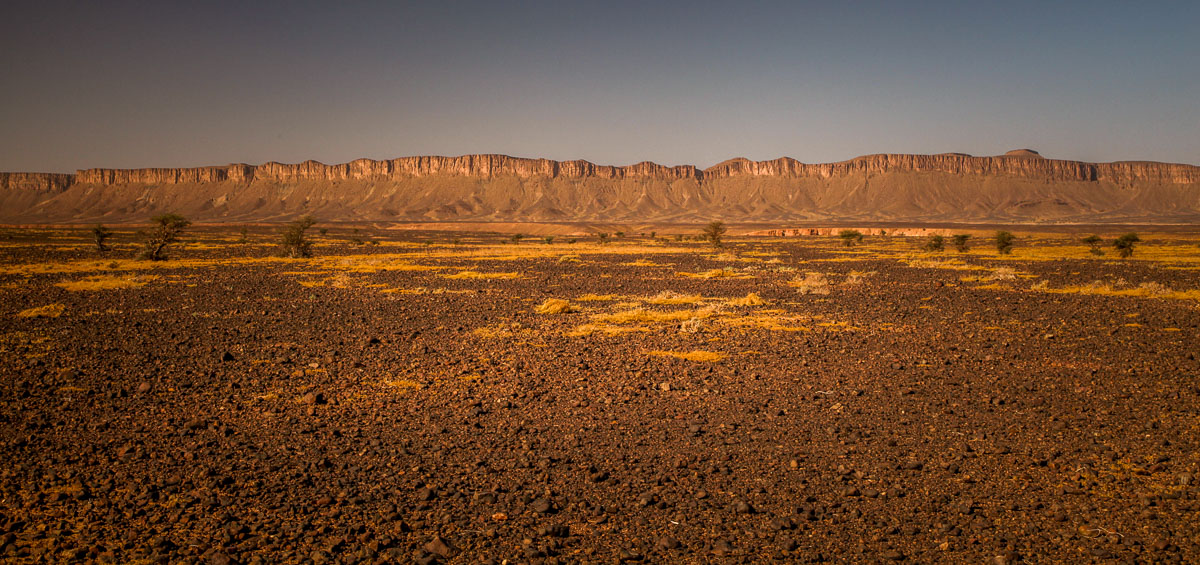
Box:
xmin=995 ymin=231 xmax=1015 ymax=255
xmin=702 ymin=221 xmax=727 ymax=248
xmin=952 ymin=234 xmax=971 ymax=253
xmin=1082 ymin=235 xmax=1103 ymax=256
xmin=1113 ymin=233 xmax=1140 ymax=258
xmin=280 ymin=215 xmax=318 ymax=258
xmin=138 ymin=213 xmax=191 ymax=261
xmin=838 ymin=229 xmax=864 ymax=247
xmin=91 ymin=224 xmax=113 ymax=252
xmin=923 ymin=234 xmax=945 ymax=252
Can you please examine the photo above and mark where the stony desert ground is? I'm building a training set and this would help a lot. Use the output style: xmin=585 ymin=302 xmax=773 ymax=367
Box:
xmin=1 ymin=226 xmax=1199 ymax=564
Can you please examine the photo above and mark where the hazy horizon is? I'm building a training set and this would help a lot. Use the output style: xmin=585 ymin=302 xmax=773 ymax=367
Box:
xmin=3 ymin=1 xmax=1198 ymax=173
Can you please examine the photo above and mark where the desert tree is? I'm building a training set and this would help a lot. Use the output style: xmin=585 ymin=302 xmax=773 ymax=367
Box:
xmin=597 ymin=232 xmax=610 ymax=244
xmin=510 ymin=233 xmax=525 ymax=244
xmin=91 ymin=224 xmax=113 ymax=252
xmin=1113 ymin=233 xmax=1140 ymax=258
xmin=995 ymin=231 xmax=1015 ymax=255
xmin=923 ymin=234 xmax=945 ymax=252
xmin=702 ymin=221 xmax=727 ymax=248
xmin=543 ymin=236 xmax=555 ymax=244
xmin=138 ymin=213 xmax=191 ymax=261
xmin=1082 ymin=235 xmax=1104 ymax=256
xmin=838 ymin=229 xmax=864 ymax=247
xmin=237 ymin=226 xmax=250 ymax=244
xmin=615 ymin=231 xmax=625 ymax=238
xmin=952 ymin=234 xmax=971 ymax=253
xmin=279 ymin=215 xmax=318 ymax=258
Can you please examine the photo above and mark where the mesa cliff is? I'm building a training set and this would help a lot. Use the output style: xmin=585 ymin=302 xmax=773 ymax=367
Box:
xmin=3 ymin=150 xmax=1199 ymax=224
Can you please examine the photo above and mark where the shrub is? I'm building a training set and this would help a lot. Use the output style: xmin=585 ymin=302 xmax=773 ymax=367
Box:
xmin=237 ymin=226 xmax=250 ymax=244
xmin=279 ymin=215 xmax=318 ymax=258
xmin=91 ymin=224 xmax=113 ymax=252
xmin=995 ymin=231 xmax=1015 ymax=255
xmin=137 ymin=213 xmax=191 ymax=261
xmin=534 ymin=298 xmax=577 ymax=314
xmin=598 ymin=233 xmax=610 ymax=244
xmin=923 ymin=235 xmax=945 ymax=252
xmin=1082 ymin=235 xmax=1104 ymax=256
xmin=838 ymin=229 xmax=863 ymax=247
xmin=952 ymin=234 xmax=971 ymax=253
xmin=790 ymin=272 xmax=831 ymax=295
xmin=1114 ymin=233 xmax=1140 ymax=258
xmin=510 ymin=233 xmax=525 ymax=244
xmin=702 ymin=221 xmax=727 ymax=248
xmin=543 ymin=236 xmax=555 ymax=244
xmin=615 ymin=231 xmax=625 ymax=238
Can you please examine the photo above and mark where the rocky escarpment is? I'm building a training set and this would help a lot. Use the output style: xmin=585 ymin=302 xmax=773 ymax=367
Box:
xmin=3 ymin=150 xmax=1199 ymax=224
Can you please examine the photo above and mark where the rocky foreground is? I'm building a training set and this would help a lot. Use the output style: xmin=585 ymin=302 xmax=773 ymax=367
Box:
xmin=1 ymin=228 xmax=1199 ymax=564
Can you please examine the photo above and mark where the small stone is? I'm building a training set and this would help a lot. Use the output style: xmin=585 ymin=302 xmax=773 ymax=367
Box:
xmin=423 ymin=536 xmax=455 ymax=558
xmin=137 ymin=382 xmax=151 ymax=394
xmin=658 ymin=382 xmax=671 ymax=392
xmin=656 ymin=536 xmax=680 ymax=549
xmin=302 ymin=392 xmax=324 ymax=405
xmin=530 ymin=498 xmax=552 ymax=514
xmin=880 ymin=549 xmax=905 ymax=561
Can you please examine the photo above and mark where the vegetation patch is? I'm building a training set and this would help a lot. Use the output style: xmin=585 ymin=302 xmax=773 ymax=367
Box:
xmin=725 ymin=292 xmax=767 ymax=307
xmin=646 ymin=291 xmax=704 ymax=305
xmin=534 ymin=298 xmax=578 ymax=314
xmin=17 ymin=304 xmax=65 ymax=318
xmin=648 ymin=350 xmax=726 ymax=362
xmin=442 ymin=270 xmax=521 ymax=280
xmin=56 ymin=274 xmax=158 ymax=291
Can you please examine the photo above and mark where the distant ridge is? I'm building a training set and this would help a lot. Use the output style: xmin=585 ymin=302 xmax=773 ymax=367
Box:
xmin=2 ymin=151 xmax=1198 ymax=224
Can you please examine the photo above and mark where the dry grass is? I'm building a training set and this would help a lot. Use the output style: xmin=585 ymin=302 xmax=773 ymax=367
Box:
xmin=789 ymin=272 xmax=831 ymax=295
xmin=17 ymin=304 xmax=65 ymax=318
xmin=577 ymin=293 xmax=618 ymax=301
xmin=384 ymin=379 xmax=422 ymax=391
xmin=592 ymin=307 xmax=715 ymax=325
xmin=648 ymin=350 xmax=727 ymax=362
xmin=1034 ymin=280 xmax=1200 ymax=301
xmin=56 ymin=274 xmax=158 ymax=291
xmin=566 ymin=324 xmax=651 ymax=337
xmin=678 ymin=267 xmax=751 ymax=279
xmin=441 ymin=270 xmax=521 ymax=280
xmin=725 ymin=292 xmax=767 ymax=307
xmin=646 ymin=291 xmax=704 ymax=305
xmin=534 ymin=298 xmax=577 ymax=314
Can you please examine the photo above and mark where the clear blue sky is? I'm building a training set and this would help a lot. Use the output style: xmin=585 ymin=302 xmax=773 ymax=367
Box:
xmin=2 ymin=1 xmax=1197 ymax=172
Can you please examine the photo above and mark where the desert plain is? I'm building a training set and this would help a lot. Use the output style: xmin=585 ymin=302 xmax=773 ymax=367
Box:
xmin=1 ymin=225 xmax=1199 ymax=564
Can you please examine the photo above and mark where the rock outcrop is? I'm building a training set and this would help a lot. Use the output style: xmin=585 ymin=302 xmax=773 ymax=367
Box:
xmin=3 ymin=151 xmax=1199 ymax=224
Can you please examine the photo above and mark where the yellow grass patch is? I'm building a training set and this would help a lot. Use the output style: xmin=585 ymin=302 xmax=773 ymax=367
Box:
xmin=17 ymin=304 xmax=65 ymax=318
xmin=592 ymin=307 xmax=715 ymax=325
xmin=648 ymin=350 xmax=727 ymax=362
xmin=55 ymin=274 xmax=158 ymax=291
xmin=646 ymin=291 xmax=704 ymax=305
xmin=534 ymin=298 xmax=577 ymax=314
xmin=567 ymin=324 xmax=651 ymax=337
xmin=1034 ymin=281 xmax=1200 ymax=301
xmin=725 ymin=292 xmax=767 ymax=307
xmin=789 ymin=272 xmax=830 ymax=295
xmin=577 ymin=293 xmax=618 ymax=301
xmin=384 ymin=379 xmax=422 ymax=391
xmin=623 ymin=259 xmax=671 ymax=267
xmin=441 ymin=270 xmax=521 ymax=280
xmin=678 ymin=268 xmax=751 ymax=279
xmin=720 ymin=315 xmax=810 ymax=332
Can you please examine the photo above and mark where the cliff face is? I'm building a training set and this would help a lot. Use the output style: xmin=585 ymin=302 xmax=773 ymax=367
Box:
xmin=3 ymin=151 xmax=1199 ymax=224
xmin=62 ymin=152 xmax=1200 ymax=188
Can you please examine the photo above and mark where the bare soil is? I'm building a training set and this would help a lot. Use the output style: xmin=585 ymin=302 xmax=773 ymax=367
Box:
xmin=1 ymin=227 xmax=1198 ymax=564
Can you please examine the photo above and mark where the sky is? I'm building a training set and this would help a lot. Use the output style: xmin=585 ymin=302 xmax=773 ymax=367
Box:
xmin=1 ymin=1 xmax=1198 ymax=172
